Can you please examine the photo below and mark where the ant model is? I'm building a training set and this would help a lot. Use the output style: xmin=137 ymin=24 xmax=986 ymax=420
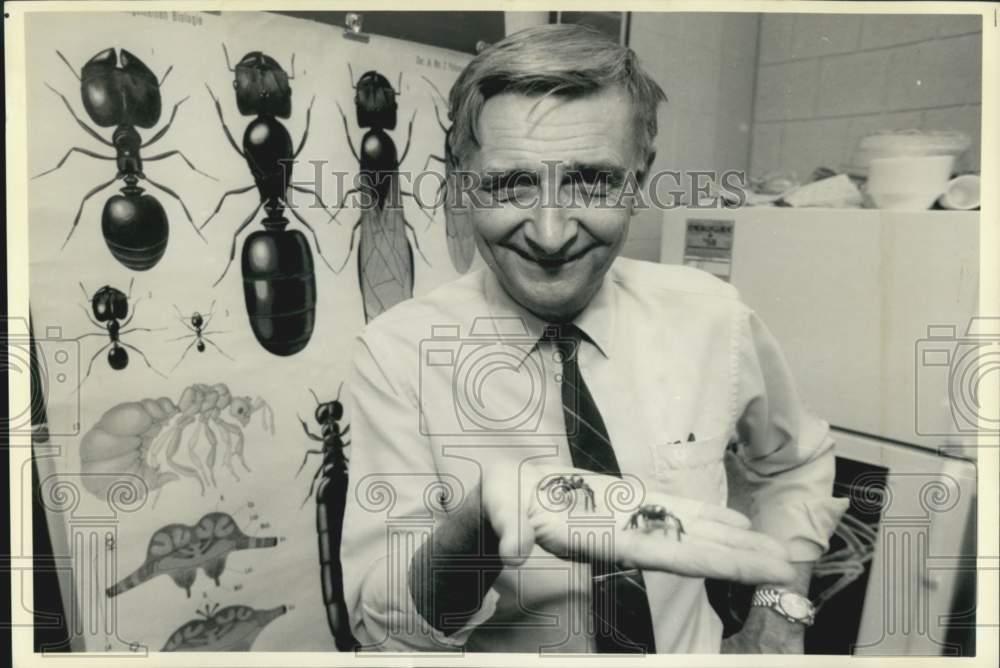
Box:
xmin=204 ymin=46 xmax=336 ymax=356
xmin=296 ymin=385 xmax=357 ymax=651
xmin=35 ymin=48 xmax=213 ymax=271
xmin=75 ymin=278 xmax=164 ymax=387
xmin=331 ymin=65 xmax=432 ymax=323
xmin=169 ymin=301 xmax=233 ymax=370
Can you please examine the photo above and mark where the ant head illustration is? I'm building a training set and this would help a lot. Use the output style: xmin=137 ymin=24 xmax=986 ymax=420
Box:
xmin=92 ymin=285 xmax=129 ymax=322
xmin=310 ymin=384 xmax=344 ymax=430
xmin=227 ymin=47 xmax=292 ymax=119
xmin=229 ymin=397 xmax=252 ymax=427
xmin=352 ymin=67 xmax=399 ymax=131
xmin=191 ymin=312 xmax=204 ymax=329
xmin=80 ymin=47 xmax=162 ymax=129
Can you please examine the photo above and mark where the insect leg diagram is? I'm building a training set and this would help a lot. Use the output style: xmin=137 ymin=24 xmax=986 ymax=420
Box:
xmin=203 ymin=46 xmax=336 ymax=357
xmin=107 ymin=512 xmax=276 ymax=598
xmin=161 ymin=603 xmax=287 ymax=651
xmin=74 ymin=278 xmax=165 ymax=387
xmin=33 ymin=48 xmax=213 ymax=270
xmin=79 ymin=382 xmax=275 ymax=500
xmin=331 ymin=66 xmax=432 ymax=323
xmin=169 ymin=301 xmax=233 ymax=370
xmin=297 ymin=384 xmax=357 ymax=651
xmin=422 ymin=76 xmax=477 ymax=274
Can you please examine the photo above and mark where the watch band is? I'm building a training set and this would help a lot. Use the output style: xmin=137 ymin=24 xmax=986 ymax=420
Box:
xmin=751 ymin=587 xmax=816 ymax=626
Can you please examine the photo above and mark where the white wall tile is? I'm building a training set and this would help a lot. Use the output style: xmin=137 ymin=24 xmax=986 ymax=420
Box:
xmin=750 ymin=122 xmax=782 ymax=177
xmin=758 ymin=14 xmax=796 ymax=64
xmin=791 ymin=14 xmax=863 ymax=59
xmin=817 ymin=50 xmax=890 ymax=116
xmin=936 ymin=14 xmax=982 ymax=37
xmin=886 ymin=34 xmax=982 ymax=110
xmin=860 ymin=14 xmax=940 ymax=49
xmin=754 ymin=59 xmax=820 ymax=121
xmin=780 ymin=118 xmax=851 ymax=178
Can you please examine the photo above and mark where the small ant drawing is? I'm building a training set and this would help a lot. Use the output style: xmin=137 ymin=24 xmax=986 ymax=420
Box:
xmin=75 ymin=278 xmax=164 ymax=388
xmin=169 ymin=301 xmax=232 ymax=370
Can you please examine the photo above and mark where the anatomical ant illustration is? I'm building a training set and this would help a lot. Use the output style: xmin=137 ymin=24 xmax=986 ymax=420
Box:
xmin=34 ymin=48 xmax=213 ymax=270
xmin=74 ymin=279 xmax=164 ymax=387
xmin=169 ymin=301 xmax=233 ymax=370
xmin=331 ymin=66 xmax=432 ymax=323
xmin=421 ymin=75 xmax=477 ymax=274
xmin=204 ymin=46 xmax=336 ymax=356
xmin=296 ymin=385 xmax=357 ymax=651
xmin=623 ymin=504 xmax=686 ymax=541
xmin=107 ymin=512 xmax=276 ymax=598
xmin=541 ymin=474 xmax=597 ymax=511
xmin=161 ymin=602 xmax=287 ymax=651
xmin=79 ymin=382 xmax=275 ymax=500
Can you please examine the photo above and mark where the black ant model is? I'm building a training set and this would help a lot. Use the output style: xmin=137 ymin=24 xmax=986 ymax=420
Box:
xmin=204 ymin=46 xmax=336 ymax=357
xmin=421 ymin=75 xmax=477 ymax=274
xmin=541 ymin=474 xmax=598 ymax=512
xmin=331 ymin=65 xmax=432 ymax=323
xmin=623 ymin=504 xmax=686 ymax=541
xmin=296 ymin=385 xmax=357 ymax=652
xmin=75 ymin=279 xmax=164 ymax=387
xmin=34 ymin=48 xmax=213 ymax=271
xmin=169 ymin=301 xmax=233 ymax=370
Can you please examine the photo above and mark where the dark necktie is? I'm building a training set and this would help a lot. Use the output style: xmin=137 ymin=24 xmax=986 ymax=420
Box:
xmin=543 ymin=323 xmax=657 ymax=653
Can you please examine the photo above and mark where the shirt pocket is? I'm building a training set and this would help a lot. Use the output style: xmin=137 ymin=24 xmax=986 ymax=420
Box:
xmin=648 ymin=432 xmax=731 ymax=507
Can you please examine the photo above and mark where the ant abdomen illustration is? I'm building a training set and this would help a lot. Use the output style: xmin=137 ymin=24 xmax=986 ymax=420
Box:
xmin=161 ymin=602 xmax=287 ymax=651
xmin=107 ymin=512 xmax=276 ymax=599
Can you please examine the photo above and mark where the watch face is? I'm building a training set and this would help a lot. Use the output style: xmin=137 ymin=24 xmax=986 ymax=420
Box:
xmin=779 ymin=592 xmax=812 ymax=620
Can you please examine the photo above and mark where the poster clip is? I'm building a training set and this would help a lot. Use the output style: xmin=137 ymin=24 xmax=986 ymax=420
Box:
xmin=343 ymin=12 xmax=370 ymax=43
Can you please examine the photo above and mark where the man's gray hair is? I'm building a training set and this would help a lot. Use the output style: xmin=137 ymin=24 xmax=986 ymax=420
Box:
xmin=447 ymin=23 xmax=667 ymax=170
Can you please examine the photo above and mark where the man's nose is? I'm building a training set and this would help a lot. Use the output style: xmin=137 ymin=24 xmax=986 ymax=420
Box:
xmin=523 ymin=198 xmax=578 ymax=257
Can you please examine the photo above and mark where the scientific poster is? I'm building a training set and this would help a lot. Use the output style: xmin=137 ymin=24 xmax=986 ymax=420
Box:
xmin=26 ymin=9 xmax=475 ymax=652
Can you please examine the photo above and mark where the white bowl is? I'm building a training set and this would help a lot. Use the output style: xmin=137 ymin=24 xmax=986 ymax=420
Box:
xmin=865 ymin=155 xmax=955 ymax=211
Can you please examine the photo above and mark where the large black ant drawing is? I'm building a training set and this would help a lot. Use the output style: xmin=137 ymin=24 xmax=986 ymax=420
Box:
xmin=296 ymin=385 xmax=357 ymax=652
xmin=169 ymin=301 xmax=233 ymax=370
xmin=75 ymin=279 xmax=164 ymax=387
xmin=421 ymin=76 xmax=477 ymax=274
xmin=204 ymin=46 xmax=336 ymax=358
xmin=34 ymin=48 xmax=213 ymax=271
xmin=331 ymin=66 xmax=432 ymax=323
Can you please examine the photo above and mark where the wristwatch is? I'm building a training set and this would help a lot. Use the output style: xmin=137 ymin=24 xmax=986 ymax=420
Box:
xmin=751 ymin=587 xmax=816 ymax=626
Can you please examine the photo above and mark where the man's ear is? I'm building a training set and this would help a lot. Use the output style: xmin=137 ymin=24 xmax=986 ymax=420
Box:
xmin=640 ymin=150 xmax=657 ymax=187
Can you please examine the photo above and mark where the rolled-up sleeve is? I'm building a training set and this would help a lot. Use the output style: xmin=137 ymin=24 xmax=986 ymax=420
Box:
xmin=340 ymin=330 xmax=499 ymax=651
xmin=730 ymin=308 xmax=850 ymax=562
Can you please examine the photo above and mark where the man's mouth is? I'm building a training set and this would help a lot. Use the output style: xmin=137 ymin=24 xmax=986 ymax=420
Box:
xmin=503 ymin=244 xmax=598 ymax=269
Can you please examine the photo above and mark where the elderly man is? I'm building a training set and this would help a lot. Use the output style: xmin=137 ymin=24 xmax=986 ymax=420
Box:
xmin=340 ymin=23 xmax=847 ymax=653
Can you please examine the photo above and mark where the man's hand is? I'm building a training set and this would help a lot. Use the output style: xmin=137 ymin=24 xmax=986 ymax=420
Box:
xmin=486 ymin=463 xmax=797 ymax=585
xmin=720 ymin=562 xmax=814 ymax=654
xmin=720 ymin=605 xmax=805 ymax=654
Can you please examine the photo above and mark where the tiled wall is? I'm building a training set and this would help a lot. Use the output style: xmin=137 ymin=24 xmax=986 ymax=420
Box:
xmin=624 ymin=13 xmax=759 ymax=261
xmin=750 ymin=13 xmax=982 ymax=181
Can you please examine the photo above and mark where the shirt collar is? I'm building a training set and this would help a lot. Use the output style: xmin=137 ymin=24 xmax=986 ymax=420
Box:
xmin=481 ymin=268 xmax=616 ymax=365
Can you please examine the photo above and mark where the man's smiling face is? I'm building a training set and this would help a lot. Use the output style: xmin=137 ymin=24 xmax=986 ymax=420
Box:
xmin=464 ymin=86 xmax=644 ymax=322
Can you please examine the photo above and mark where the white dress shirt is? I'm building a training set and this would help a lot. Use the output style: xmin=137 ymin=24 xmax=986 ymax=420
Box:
xmin=340 ymin=257 xmax=849 ymax=653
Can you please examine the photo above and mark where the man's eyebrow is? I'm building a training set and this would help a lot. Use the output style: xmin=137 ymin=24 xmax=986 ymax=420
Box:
xmin=563 ymin=162 xmax=628 ymax=186
xmin=479 ymin=168 xmax=540 ymax=190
